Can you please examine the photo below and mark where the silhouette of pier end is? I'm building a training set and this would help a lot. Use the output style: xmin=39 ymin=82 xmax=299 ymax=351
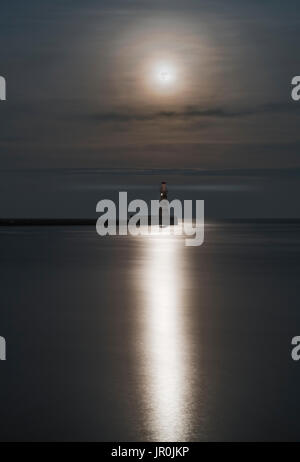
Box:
xmin=0 ymin=216 xmax=178 ymax=226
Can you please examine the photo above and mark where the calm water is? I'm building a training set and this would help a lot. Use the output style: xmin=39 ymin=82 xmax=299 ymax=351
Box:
xmin=0 ymin=223 xmax=300 ymax=441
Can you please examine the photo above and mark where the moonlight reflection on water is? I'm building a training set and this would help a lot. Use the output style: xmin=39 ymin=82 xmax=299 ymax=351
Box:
xmin=135 ymin=232 xmax=194 ymax=441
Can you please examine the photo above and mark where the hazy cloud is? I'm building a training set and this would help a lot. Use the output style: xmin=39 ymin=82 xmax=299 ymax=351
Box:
xmin=86 ymin=102 xmax=300 ymax=123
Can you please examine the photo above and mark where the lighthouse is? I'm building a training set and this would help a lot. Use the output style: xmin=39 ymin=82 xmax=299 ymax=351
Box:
xmin=159 ymin=182 xmax=170 ymax=226
xmin=160 ymin=181 xmax=168 ymax=201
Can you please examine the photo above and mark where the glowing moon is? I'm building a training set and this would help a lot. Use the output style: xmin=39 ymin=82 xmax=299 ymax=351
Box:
xmin=159 ymin=70 xmax=171 ymax=82
xmin=143 ymin=58 xmax=182 ymax=97
xmin=154 ymin=63 xmax=176 ymax=87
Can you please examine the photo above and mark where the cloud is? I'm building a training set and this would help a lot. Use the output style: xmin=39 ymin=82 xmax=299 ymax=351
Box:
xmin=86 ymin=102 xmax=300 ymax=123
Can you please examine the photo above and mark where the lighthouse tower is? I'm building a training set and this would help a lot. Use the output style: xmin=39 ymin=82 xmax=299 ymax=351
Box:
xmin=159 ymin=182 xmax=169 ymax=226
xmin=160 ymin=181 xmax=168 ymax=201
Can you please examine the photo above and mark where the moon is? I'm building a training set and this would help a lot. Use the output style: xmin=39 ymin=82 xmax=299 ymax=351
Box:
xmin=154 ymin=63 xmax=176 ymax=88
xmin=143 ymin=59 xmax=181 ymax=96
xmin=159 ymin=70 xmax=171 ymax=82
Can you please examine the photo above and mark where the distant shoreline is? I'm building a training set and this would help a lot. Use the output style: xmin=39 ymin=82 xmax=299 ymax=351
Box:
xmin=0 ymin=218 xmax=300 ymax=226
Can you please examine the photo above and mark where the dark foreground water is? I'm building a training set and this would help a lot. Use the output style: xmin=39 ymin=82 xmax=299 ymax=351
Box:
xmin=0 ymin=223 xmax=300 ymax=441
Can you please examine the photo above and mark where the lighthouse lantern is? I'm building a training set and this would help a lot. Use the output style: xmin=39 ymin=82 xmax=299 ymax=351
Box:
xmin=160 ymin=181 xmax=168 ymax=201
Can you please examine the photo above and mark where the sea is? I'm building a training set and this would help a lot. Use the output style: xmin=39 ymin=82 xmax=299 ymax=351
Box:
xmin=0 ymin=222 xmax=300 ymax=441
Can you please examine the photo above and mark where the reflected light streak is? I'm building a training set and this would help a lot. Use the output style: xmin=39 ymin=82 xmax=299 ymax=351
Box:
xmin=139 ymin=233 xmax=192 ymax=441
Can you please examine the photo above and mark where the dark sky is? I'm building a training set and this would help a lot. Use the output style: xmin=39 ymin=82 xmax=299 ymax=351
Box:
xmin=0 ymin=0 xmax=299 ymax=217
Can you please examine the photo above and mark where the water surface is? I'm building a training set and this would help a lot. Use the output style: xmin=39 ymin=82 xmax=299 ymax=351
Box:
xmin=0 ymin=223 xmax=300 ymax=441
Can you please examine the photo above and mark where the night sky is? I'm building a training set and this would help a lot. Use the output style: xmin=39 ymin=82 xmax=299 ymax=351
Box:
xmin=0 ymin=0 xmax=299 ymax=217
